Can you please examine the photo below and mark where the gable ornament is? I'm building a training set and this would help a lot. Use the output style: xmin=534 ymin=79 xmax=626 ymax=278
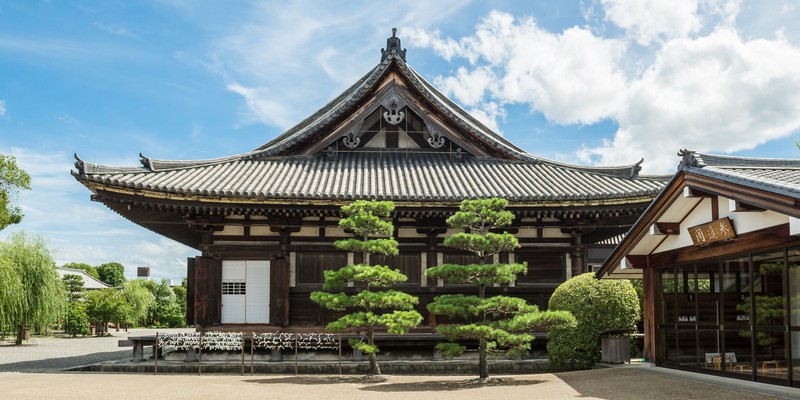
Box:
xmin=342 ymin=120 xmax=365 ymax=149
xmin=382 ymin=96 xmax=405 ymax=125
xmin=426 ymin=123 xmax=445 ymax=148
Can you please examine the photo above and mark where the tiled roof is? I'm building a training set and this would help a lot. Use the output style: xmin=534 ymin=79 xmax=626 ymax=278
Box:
xmin=75 ymin=152 xmax=665 ymax=203
xmin=56 ymin=267 xmax=111 ymax=290
xmin=74 ymin=32 xmax=667 ymax=205
xmin=679 ymin=150 xmax=800 ymax=198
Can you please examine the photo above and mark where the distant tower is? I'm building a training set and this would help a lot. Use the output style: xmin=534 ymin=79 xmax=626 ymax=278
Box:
xmin=137 ymin=266 xmax=151 ymax=280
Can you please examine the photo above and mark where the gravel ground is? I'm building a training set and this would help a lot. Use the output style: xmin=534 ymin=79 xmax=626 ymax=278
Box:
xmin=0 ymin=370 xmax=797 ymax=400
xmin=2 ymin=329 xmax=799 ymax=399
xmin=0 ymin=328 xmax=192 ymax=372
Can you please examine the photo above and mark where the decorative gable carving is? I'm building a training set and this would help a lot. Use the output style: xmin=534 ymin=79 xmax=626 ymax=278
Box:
xmin=382 ymin=96 xmax=405 ymax=125
xmin=425 ymin=122 xmax=445 ymax=149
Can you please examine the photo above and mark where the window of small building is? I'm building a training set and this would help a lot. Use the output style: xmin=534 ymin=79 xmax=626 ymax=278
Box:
xmin=295 ymin=252 xmax=347 ymax=285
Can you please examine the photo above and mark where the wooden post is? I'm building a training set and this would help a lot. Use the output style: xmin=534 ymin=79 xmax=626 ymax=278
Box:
xmin=241 ymin=333 xmax=245 ymax=376
xmin=154 ymin=332 xmax=159 ymax=375
xmin=251 ymin=332 xmax=255 ymax=376
xmin=338 ymin=334 xmax=342 ymax=375
xmin=294 ymin=334 xmax=299 ymax=376
xmin=198 ymin=332 xmax=203 ymax=375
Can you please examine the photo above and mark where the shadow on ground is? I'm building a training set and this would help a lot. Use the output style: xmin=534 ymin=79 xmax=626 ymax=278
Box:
xmin=245 ymin=376 xmax=385 ymax=385
xmin=0 ymin=350 xmax=130 ymax=372
xmin=246 ymin=376 xmax=543 ymax=392
xmin=359 ymin=377 xmax=545 ymax=392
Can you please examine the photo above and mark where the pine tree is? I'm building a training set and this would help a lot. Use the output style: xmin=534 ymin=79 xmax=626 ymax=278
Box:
xmin=311 ymin=200 xmax=423 ymax=376
xmin=426 ymin=198 xmax=576 ymax=381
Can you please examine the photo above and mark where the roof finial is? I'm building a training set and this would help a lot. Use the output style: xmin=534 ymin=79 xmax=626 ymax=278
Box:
xmin=381 ymin=27 xmax=406 ymax=63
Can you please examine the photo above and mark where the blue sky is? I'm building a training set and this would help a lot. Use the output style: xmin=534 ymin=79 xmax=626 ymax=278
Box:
xmin=1 ymin=1 xmax=799 ymax=280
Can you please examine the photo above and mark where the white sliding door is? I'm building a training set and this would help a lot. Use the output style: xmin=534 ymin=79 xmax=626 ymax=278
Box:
xmin=246 ymin=260 xmax=270 ymax=323
xmin=221 ymin=260 xmax=270 ymax=324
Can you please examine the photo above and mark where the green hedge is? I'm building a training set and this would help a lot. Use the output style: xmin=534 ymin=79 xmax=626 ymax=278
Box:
xmin=547 ymin=273 xmax=640 ymax=369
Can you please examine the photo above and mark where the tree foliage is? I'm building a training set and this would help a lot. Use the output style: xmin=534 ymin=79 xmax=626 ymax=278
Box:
xmin=64 ymin=303 xmax=90 ymax=337
xmin=142 ymin=279 xmax=184 ymax=327
xmin=85 ymin=288 xmax=131 ymax=334
xmin=311 ymin=200 xmax=422 ymax=376
xmin=426 ymin=198 xmax=576 ymax=380
xmin=62 ymin=274 xmax=86 ymax=303
xmin=0 ymin=154 xmax=31 ymax=230
xmin=62 ymin=274 xmax=89 ymax=337
xmin=0 ymin=232 xmax=65 ymax=344
xmin=547 ymin=273 xmax=640 ymax=368
xmin=96 ymin=262 xmax=126 ymax=287
xmin=0 ymin=250 xmax=24 ymax=336
xmin=123 ymin=280 xmax=155 ymax=327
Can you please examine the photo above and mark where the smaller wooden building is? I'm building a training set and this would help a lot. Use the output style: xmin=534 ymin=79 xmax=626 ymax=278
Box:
xmin=598 ymin=150 xmax=800 ymax=387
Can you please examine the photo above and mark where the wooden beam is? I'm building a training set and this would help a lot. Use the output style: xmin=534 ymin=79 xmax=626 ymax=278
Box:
xmin=651 ymin=222 xmax=680 ymax=235
xmin=683 ymin=187 xmax=715 ymax=198
xmin=624 ymin=255 xmax=648 ymax=269
xmin=649 ymin=224 xmax=799 ymax=268
xmin=729 ymin=199 xmax=766 ymax=212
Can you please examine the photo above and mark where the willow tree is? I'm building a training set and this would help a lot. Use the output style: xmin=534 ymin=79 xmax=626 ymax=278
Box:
xmin=0 ymin=250 xmax=23 ymax=337
xmin=426 ymin=198 xmax=576 ymax=381
xmin=0 ymin=232 xmax=65 ymax=344
xmin=0 ymin=154 xmax=31 ymax=230
xmin=311 ymin=200 xmax=423 ymax=376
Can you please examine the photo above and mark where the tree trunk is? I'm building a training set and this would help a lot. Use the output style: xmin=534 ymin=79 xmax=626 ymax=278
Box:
xmin=479 ymin=336 xmax=488 ymax=380
xmin=367 ymin=326 xmax=381 ymax=376
xmin=15 ymin=324 xmax=24 ymax=345
xmin=478 ymin=283 xmax=488 ymax=380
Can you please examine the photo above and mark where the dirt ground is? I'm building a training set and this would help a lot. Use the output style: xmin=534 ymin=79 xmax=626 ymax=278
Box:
xmin=0 ymin=368 xmax=794 ymax=400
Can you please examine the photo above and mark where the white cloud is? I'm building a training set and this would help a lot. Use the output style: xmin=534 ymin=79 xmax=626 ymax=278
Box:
xmin=226 ymin=82 xmax=298 ymax=129
xmin=601 ymin=0 xmax=704 ymax=45
xmin=0 ymin=100 xmax=5 ymax=117
xmin=468 ymin=102 xmax=505 ymax=134
xmin=579 ymin=29 xmax=800 ymax=172
xmin=601 ymin=0 xmax=741 ymax=46
xmin=411 ymin=11 xmax=628 ymax=127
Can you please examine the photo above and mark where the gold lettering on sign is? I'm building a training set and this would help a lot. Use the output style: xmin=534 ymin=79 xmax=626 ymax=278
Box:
xmin=688 ymin=217 xmax=736 ymax=247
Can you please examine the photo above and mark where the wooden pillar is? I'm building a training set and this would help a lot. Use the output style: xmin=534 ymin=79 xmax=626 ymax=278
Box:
xmin=571 ymin=231 xmax=584 ymax=276
xmin=186 ymin=257 xmax=196 ymax=326
xmin=642 ymin=260 xmax=657 ymax=364
xmin=270 ymin=257 xmax=290 ymax=326
xmin=194 ymin=257 xmax=222 ymax=327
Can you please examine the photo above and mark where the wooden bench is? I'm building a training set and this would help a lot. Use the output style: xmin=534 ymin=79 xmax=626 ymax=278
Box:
xmin=119 ymin=336 xmax=156 ymax=362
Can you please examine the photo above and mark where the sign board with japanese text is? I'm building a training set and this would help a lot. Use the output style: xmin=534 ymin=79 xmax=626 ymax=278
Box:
xmin=688 ymin=217 xmax=736 ymax=246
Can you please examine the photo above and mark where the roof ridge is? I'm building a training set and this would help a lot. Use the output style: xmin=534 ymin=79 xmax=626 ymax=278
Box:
xmin=251 ymin=63 xmax=386 ymax=156
xmin=680 ymin=149 xmax=800 ymax=169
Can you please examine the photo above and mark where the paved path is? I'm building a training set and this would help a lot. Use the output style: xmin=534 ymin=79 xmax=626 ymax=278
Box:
xmin=0 ymin=328 xmax=192 ymax=372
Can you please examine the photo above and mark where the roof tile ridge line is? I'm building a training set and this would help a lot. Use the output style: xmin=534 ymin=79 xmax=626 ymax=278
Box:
xmin=693 ymin=151 xmax=800 ymax=166
xmin=251 ymin=64 xmax=383 ymax=156
xmin=401 ymin=63 xmax=529 ymax=157
xmin=72 ymin=153 xmax=149 ymax=175
xmin=693 ymin=167 xmax=800 ymax=195
xmin=522 ymin=153 xmax=647 ymax=179
xmin=252 ymin=63 xmax=387 ymax=154
xmin=139 ymin=150 xmax=265 ymax=172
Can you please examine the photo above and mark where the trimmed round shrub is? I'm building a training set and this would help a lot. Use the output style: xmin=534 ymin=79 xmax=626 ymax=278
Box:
xmin=547 ymin=273 xmax=640 ymax=369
